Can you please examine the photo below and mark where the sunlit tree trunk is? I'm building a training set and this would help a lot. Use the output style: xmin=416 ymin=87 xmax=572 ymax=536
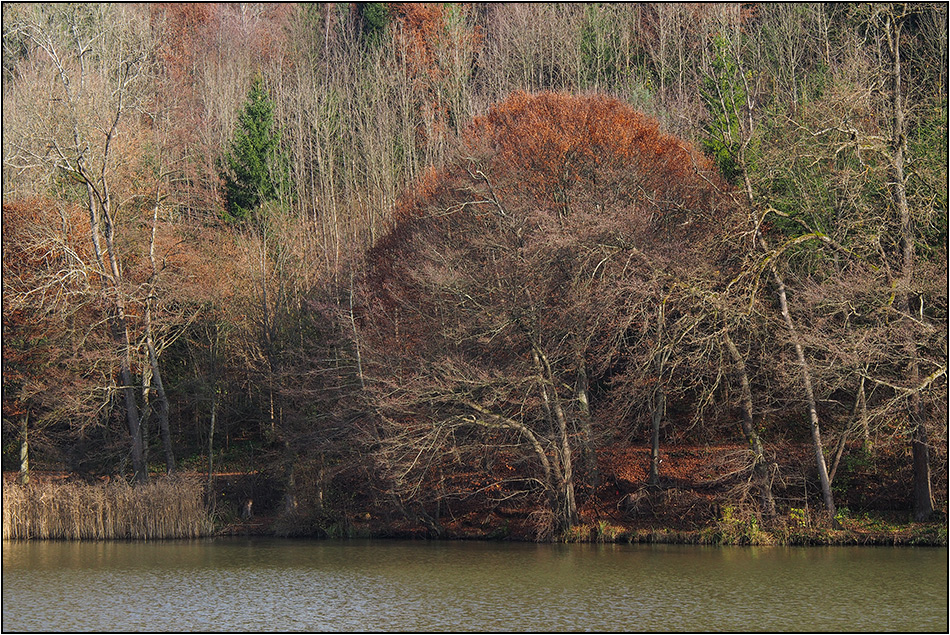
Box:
xmin=768 ymin=262 xmax=835 ymax=519
xmin=89 ymin=178 xmax=147 ymax=483
xmin=710 ymin=26 xmax=836 ymax=520
xmin=19 ymin=414 xmax=30 ymax=486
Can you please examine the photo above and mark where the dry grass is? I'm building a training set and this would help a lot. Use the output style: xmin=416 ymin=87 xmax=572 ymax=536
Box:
xmin=2 ymin=475 xmax=213 ymax=540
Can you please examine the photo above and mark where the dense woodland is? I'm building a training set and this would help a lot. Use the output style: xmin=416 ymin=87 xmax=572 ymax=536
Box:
xmin=2 ymin=2 xmax=947 ymax=539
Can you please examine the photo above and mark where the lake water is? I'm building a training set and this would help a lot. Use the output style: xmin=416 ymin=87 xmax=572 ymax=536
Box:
xmin=2 ymin=538 xmax=946 ymax=632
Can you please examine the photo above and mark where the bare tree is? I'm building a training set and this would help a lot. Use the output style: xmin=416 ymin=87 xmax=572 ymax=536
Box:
xmin=873 ymin=3 xmax=936 ymax=520
xmin=5 ymin=5 xmax=165 ymax=481
xmin=699 ymin=11 xmax=840 ymax=520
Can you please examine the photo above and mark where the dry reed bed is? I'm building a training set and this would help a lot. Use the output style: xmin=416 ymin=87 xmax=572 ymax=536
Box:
xmin=2 ymin=476 xmax=213 ymax=540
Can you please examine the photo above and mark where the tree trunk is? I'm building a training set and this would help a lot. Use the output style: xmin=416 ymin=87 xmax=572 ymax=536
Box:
xmin=649 ymin=304 xmax=669 ymax=489
xmin=84 ymin=176 xmax=146 ymax=483
xmin=856 ymin=375 xmax=870 ymax=450
xmin=574 ymin=354 xmax=599 ymax=487
xmin=19 ymin=413 xmax=29 ymax=486
xmin=206 ymin=324 xmax=222 ymax=506
xmin=722 ymin=329 xmax=776 ymax=517
xmin=141 ymin=361 xmax=151 ymax=469
xmin=883 ymin=7 xmax=933 ymax=522
xmin=769 ymin=264 xmax=835 ymax=519
xmin=911 ymin=405 xmax=933 ymax=521
xmin=118 ymin=355 xmax=147 ymax=483
xmin=721 ymin=27 xmax=834 ymax=520
xmin=207 ymin=395 xmax=216 ymax=504
xmin=283 ymin=445 xmax=298 ymax=515
xmin=649 ymin=385 xmax=665 ymax=488
xmin=147 ymin=336 xmax=175 ymax=474
xmin=828 ymin=430 xmax=848 ymax=485
xmin=316 ymin=452 xmax=325 ymax=512
xmin=532 ymin=346 xmax=578 ymax=530
xmin=147 ymin=198 xmax=175 ymax=474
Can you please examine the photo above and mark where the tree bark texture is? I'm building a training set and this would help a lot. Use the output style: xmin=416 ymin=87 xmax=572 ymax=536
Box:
xmin=722 ymin=329 xmax=776 ymax=517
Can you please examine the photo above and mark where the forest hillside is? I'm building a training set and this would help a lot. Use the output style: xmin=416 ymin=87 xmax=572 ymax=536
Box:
xmin=2 ymin=3 xmax=947 ymax=541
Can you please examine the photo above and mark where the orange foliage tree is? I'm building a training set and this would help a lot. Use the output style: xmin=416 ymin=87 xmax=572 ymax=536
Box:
xmin=358 ymin=92 xmax=734 ymax=536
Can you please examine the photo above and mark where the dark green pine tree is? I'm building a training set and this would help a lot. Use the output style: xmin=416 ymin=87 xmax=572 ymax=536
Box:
xmin=221 ymin=77 xmax=288 ymax=222
xmin=358 ymin=2 xmax=389 ymax=44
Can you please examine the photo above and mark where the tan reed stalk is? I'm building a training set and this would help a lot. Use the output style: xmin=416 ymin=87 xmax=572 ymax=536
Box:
xmin=2 ymin=475 xmax=213 ymax=540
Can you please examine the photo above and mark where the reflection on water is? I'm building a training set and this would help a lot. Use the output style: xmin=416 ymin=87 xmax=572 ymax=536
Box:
xmin=3 ymin=539 xmax=947 ymax=632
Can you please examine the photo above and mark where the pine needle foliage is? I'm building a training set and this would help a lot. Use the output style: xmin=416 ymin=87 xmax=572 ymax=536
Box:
xmin=221 ymin=76 xmax=288 ymax=223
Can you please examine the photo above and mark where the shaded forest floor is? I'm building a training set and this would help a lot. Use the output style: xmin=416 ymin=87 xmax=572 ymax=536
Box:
xmin=205 ymin=442 xmax=947 ymax=546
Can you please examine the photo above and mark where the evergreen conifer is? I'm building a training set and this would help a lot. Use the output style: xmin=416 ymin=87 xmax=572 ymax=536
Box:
xmin=221 ymin=77 xmax=287 ymax=222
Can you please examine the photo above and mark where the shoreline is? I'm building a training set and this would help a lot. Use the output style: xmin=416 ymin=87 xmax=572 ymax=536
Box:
xmin=217 ymin=513 xmax=949 ymax=547
xmin=5 ymin=470 xmax=946 ymax=547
